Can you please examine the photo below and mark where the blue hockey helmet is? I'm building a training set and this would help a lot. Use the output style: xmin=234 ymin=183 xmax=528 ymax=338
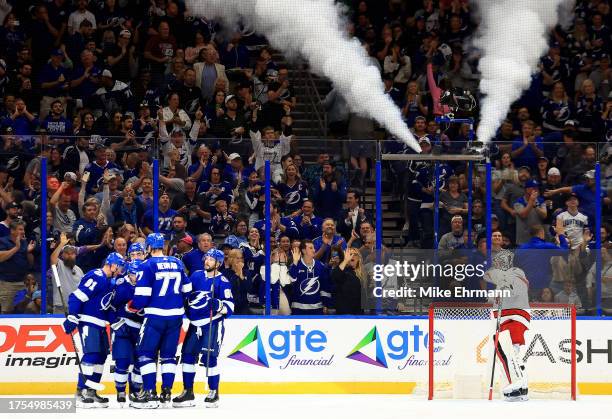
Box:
xmin=145 ymin=233 xmax=165 ymax=250
xmin=127 ymin=259 xmax=143 ymax=275
xmin=204 ymin=248 xmax=224 ymax=266
xmin=105 ymin=252 xmax=126 ymax=269
xmin=128 ymin=242 xmax=145 ymax=255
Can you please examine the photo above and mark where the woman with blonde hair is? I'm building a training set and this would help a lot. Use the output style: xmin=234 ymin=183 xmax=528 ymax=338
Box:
xmin=575 ymin=78 xmax=604 ymax=137
xmin=331 ymin=247 xmax=364 ymax=314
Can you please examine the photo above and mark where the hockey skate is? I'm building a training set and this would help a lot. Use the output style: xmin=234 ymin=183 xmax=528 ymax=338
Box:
xmin=503 ymin=383 xmax=526 ymax=402
xmin=172 ymin=389 xmax=196 ymax=408
xmin=116 ymin=391 xmax=126 ymax=408
xmin=159 ymin=387 xmax=172 ymax=408
xmin=84 ymin=389 xmax=109 ymax=408
xmin=131 ymin=389 xmax=159 ymax=409
xmin=75 ymin=389 xmax=95 ymax=409
xmin=204 ymin=389 xmax=219 ymax=408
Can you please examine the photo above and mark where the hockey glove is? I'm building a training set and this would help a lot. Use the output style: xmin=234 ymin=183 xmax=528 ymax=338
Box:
xmin=209 ymin=298 xmax=223 ymax=314
xmin=62 ymin=315 xmax=79 ymax=334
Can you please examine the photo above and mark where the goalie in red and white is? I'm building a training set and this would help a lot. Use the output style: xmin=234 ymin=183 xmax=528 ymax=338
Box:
xmin=482 ymin=239 xmax=530 ymax=402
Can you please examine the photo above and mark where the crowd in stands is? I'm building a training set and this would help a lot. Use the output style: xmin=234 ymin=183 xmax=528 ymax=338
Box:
xmin=0 ymin=0 xmax=610 ymax=315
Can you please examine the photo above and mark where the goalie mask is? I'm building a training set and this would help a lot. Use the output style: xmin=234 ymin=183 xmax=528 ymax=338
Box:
xmin=492 ymin=249 xmax=514 ymax=271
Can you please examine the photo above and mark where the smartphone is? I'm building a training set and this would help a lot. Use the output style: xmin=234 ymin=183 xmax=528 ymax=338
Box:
xmin=82 ymin=171 xmax=90 ymax=183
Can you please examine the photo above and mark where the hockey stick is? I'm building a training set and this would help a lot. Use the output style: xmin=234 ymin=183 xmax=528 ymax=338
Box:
xmin=52 ymin=264 xmax=105 ymax=391
xmin=204 ymin=277 xmax=216 ymax=381
xmin=488 ymin=297 xmax=503 ymax=401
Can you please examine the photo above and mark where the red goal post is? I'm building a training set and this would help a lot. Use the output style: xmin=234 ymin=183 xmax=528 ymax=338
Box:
xmin=427 ymin=302 xmax=576 ymax=400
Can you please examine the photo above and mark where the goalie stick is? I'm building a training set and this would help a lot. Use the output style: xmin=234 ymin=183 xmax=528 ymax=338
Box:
xmin=52 ymin=264 xmax=105 ymax=391
xmin=488 ymin=296 xmax=503 ymax=401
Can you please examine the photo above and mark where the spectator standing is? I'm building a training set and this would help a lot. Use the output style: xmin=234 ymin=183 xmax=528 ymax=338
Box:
xmin=0 ymin=221 xmax=35 ymax=313
xmin=514 ymin=180 xmax=548 ymax=245
xmin=49 ymin=233 xmax=83 ymax=314
xmin=331 ymin=248 xmax=364 ymax=315
xmin=312 ymin=161 xmax=347 ymax=220
xmin=143 ymin=21 xmax=176 ymax=87
xmin=194 ymin=46 xmax=229 ymax=103
xmin=67 ymin=0 xmax=96 ymax=35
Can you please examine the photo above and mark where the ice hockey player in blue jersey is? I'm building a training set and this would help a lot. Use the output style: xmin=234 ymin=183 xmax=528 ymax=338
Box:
xmin=128 ymin=242 xmax=146 ymax=261
xmin=63 ymin=252 xmax=126 ymax=408
xmin=289 ymin=240 xmax=333 ymax=315
xmin=173 ymin=249 xmax=234 ymax=408
xmin=110 ymin=259 xmax=144 ymax=407
xmin=131 ymin=233 xmax=193 ymax=409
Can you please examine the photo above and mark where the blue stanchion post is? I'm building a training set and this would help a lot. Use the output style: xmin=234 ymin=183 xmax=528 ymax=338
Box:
xmin=265 ymin=160 xmax=271 ymax=316
xmin=375 ymin=159 xmax=382 ymax=315
xmin=486 ymin=161 xmax=492 ymax=263
xmin=467 ymin=162 xmax=473 ymax=247
xmin=152 ymin=158 xmax=159 ymax=234
xmin=433 ymin=163 xmax=440 ymax=249
xmin=41 ymin=156 xmax=48 ymax=315
xmin=595 ymin=163 xmax=602 ymax=316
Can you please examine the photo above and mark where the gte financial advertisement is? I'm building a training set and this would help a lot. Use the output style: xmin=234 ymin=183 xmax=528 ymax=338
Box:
xmin=0 ymin=317 xmax=611 ymax=389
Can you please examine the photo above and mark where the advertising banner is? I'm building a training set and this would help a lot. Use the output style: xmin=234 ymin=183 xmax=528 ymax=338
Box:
xmin=0 ymin=317 xmax=610 ymax=395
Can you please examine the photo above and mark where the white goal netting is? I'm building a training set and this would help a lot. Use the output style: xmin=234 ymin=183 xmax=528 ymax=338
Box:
xmin=426 ymin=303 xmax=576 ymax=400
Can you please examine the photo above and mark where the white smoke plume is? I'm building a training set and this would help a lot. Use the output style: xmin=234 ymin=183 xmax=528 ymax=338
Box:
xmin=186 ymin=0 xmax=421 ymax=152
xmin=474 ymin=0 xmax=574 ymax=143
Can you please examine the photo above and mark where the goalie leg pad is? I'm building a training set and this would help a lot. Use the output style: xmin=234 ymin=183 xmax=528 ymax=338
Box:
xmin=494 ymin=329 xmax=524 ymax=388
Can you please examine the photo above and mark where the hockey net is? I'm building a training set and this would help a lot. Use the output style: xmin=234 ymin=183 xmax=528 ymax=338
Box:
xmin=427 ymin=303 xmax=576 ymax=400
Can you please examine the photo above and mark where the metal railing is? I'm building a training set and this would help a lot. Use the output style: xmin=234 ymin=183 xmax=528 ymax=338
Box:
xmin=296 ymin=61 xmax=328 ymax=138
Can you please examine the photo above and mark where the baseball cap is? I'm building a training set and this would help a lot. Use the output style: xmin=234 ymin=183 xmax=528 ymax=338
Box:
xmin=547 ymin=167 xmax=561 ymax=176
xmin=64 ymin=172 xmax=77 ymax=181
xmin=94 ymin=143 xmax=106 ymax=151
xmin=6 ymin=201 xmax=21 ymax=209
xmin=228 ymin=152 xmax=241 ymax=161
xmin=585 ymin=170 xmax=595 ymax=179
xmin=567 ymin=193 xmax=579 ymax=200
xmin=524 ymin=179 xmax=539 ymax=188
xmin=119 ymin=29 xmax=131 ymax=39
xmin=225 ymin=94 xmax=237 ymax=105
xmin=564 ymin=119 xmax=576 ymax=127
xmin=101 ymin=69 xmax=113 ymax=78
xmin=179 ymin=235 xmax=193 ymax=246
xmin=538 ymin=156 xmax=549 ymax=162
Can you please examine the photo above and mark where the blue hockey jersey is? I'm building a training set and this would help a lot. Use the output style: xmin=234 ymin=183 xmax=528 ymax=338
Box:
xmin=186 ymin=270 xmax=234 ymax=326
xmin=288 ymin=259 xmax=332 ymax=311
xmin=132 ymin=256 xmax=192 ymax=319
xmin=253 ymin=217 xmax=299 ymax=241
xmin=112 ymin=275 xmax=144 ymax=328
xmin=240 ymin=242 xmax=265 ymax=306
xmin=68 ymin=268 xmax=115 ymax=328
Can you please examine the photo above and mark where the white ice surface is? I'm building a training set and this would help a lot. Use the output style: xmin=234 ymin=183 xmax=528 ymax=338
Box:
xmin=4 ymin=395 xmax=612 ymax=419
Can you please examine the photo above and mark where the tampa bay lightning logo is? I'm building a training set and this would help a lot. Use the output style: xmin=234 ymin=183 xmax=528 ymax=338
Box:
xmin=100 ymin=290 xmax=116 ymax=311
xmin=556 ymin=105 xmax=570 ymax=122
xmin=285 ymin=190 xmax=303 ymax=206
xmin=189 ymin=291 xmax=210 ymax=310
xmin=299 ymin=276 xmax=320 ymax=296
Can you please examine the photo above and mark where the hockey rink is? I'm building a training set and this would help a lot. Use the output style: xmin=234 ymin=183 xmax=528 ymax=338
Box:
xmin=5 ymin=395 xmax=612 ymax=419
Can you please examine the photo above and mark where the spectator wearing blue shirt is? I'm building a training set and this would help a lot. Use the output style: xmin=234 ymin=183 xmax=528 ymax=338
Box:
xmin=38 ymin=49 xmax=70 ymax=120
xmin=511 ymin=120 xmax=544 ymax=171
xmin=220 ymin=34 xmax=250 ymax=70
xmin=312 ymin=161 xmax=347 ymax=220
xmin=0 ymin=221 xmax=35 ymax=313
xmin=83 ymin=144 xmax=118 ymax=194
xmin=141 ymin=192 xmax=177 ymax=239
xmin=42 ymin=100 xmax=71 ymax=138
xmin=69 ymin=49 xmax=100 ymax=107
xmin=11 ymin=273 xmax=38 ymax=314
xmin=313 ymin=218 xmax=347 ymax=264
xmin=4 ymin=98 xmax=38 ymax=136
xmin=292 ymin=200 xmax=323 ymax=240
